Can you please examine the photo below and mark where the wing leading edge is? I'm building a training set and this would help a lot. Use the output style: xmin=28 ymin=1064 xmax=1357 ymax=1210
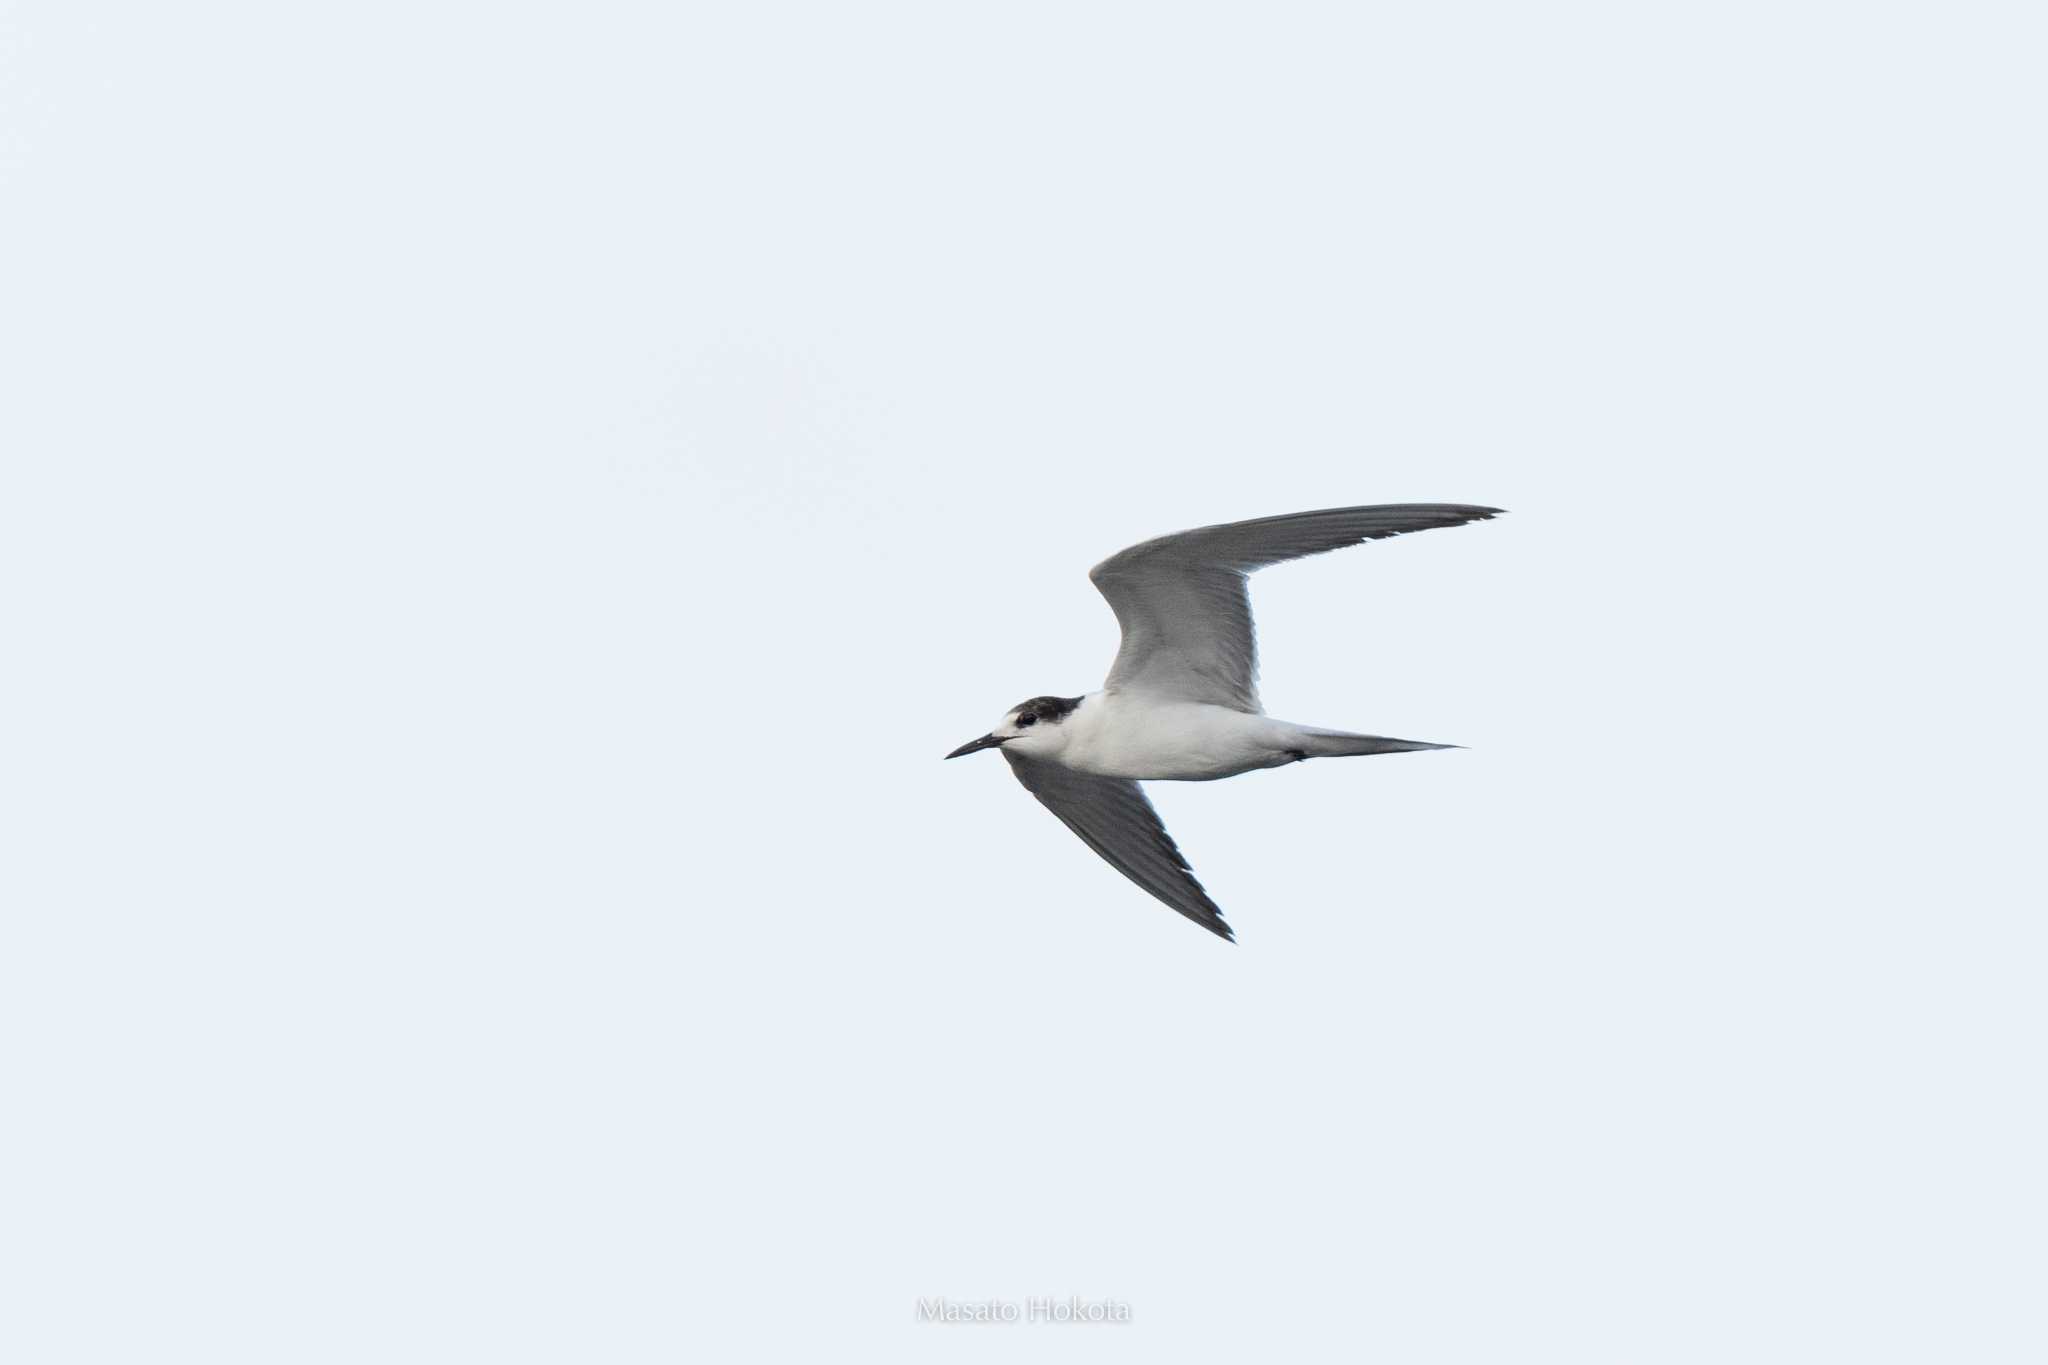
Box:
xmin=1003 ymin=751 xmax=1233 ymax=941
xmin=1089 ymin=503 xmax=1503 ymax=711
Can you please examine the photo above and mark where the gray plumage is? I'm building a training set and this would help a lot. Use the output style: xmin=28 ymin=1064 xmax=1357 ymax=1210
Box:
xmin=1003 ymin=749 xmax=1231 ymax=940
xmin=1091 ymin=503 xmax=1500 ymax=713
xmin=950 ymin=501 xmax=1502 ymax=941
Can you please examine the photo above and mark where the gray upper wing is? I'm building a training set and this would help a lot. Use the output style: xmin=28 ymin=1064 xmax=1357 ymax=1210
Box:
xmin=1088 ymin=503 xmax=1503 ymax=712
xmin=1004 ymin=751 xmax=1233 ymax=941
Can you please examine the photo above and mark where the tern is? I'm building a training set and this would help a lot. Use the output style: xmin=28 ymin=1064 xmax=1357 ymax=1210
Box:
xmin=945 ymin=503 xmax=1502 ymax=941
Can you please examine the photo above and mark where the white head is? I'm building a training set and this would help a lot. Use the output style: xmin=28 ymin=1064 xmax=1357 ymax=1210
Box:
xmin=944 ymin=695 xmax=1084 ymax=762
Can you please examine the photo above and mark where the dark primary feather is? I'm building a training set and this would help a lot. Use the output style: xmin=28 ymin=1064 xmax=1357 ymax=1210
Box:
xmin=1090 ymin=503 xmax=1503 ymax=712
xmin=1003 ymin=751 xmax=1234 ymax=941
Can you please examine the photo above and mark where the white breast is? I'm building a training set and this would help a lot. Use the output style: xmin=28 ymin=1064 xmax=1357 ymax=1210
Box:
xmin=1060 ymin=693 xmax=1295 ymax=782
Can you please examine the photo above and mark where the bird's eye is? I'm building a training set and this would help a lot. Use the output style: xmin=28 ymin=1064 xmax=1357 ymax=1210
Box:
xmin=1017 ymin=714 xmax=1037 ymax=727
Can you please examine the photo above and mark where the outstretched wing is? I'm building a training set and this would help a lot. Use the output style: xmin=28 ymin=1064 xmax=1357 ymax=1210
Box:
xmin=1089 ymin=503 xmax=1503 ymax=712
xmin=1004 ymin=751 xmax=1233 ymax=941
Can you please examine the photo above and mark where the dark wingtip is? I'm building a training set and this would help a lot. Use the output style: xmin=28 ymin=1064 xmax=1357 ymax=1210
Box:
xmin=1426 ymin=505 xmax=1505 ymax=525
xmin=1357 ymin=504 xmax=1505 ymax=541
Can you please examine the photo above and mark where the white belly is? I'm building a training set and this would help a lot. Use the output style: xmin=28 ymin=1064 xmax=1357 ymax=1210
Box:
xmin=1061 ymin=695 xmax=1295 ymax=781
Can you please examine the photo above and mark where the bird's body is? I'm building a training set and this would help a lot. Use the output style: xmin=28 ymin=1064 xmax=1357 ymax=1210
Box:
xmin=946 ymin=502 xmax=1501 ymax=940
xmin=1021 ymin=693 xmax=1382 ymax=782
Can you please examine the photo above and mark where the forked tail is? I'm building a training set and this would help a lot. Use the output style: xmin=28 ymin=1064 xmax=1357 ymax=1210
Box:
xmin=1294 ymin=729 xmax=1457 ymax=758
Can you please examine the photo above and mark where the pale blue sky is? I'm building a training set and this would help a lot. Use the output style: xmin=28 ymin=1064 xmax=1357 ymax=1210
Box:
xmin=3 ymin=1 xmax=2043 ymax=1360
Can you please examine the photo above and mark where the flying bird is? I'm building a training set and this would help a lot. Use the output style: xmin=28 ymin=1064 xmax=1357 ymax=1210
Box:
xmin=945 ymin=503 xmax=1502 ymax=941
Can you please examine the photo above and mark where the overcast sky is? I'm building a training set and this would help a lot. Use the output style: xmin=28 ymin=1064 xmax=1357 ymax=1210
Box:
xmin=4 ymin=1 xmax=2043 ymax=1360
